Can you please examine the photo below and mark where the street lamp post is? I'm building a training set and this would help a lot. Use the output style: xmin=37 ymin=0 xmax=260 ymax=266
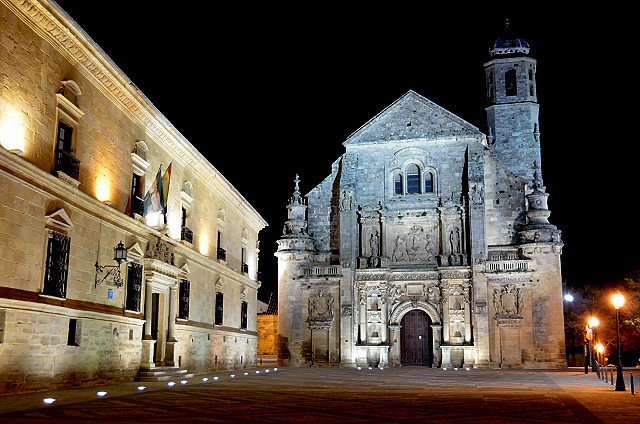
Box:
xmin=611 ymin=293 xmax=626 ymax=391
xmin=588 ymin=317 xmax=599 ymax=371
xmin=596 ymin=343 xmax=604 ymax=366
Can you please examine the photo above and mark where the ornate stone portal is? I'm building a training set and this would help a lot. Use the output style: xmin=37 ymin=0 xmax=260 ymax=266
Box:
xmin=140 ymin=237 xmax=181 ymax=370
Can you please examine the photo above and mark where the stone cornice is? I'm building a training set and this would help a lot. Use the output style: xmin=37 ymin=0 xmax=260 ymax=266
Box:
xmin=3 ymin=0 xmax=266 ymax=232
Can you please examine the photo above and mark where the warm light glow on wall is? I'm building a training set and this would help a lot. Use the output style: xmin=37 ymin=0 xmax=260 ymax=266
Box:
xmin=95 ymin=176 xmax=111 ymax=204
xmin=199 ymin=232 xmax=209 ymax=256
xmin=0 ymin=106 xmax=26 ymax=153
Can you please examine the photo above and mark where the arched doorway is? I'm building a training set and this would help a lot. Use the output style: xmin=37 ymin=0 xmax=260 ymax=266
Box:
xmin=400 ymin=310 xmax=431 ymax=366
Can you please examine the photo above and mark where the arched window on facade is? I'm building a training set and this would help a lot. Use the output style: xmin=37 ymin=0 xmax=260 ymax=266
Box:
xmin=394 ymin=173 xmax=403 ymax=195
xmin=406 ymin=164 xmax=420 ymax=194
xmin=505 ymin=69 xmax=517 ymax=96
xmin=487 ymin=71 xmax=494 ymax=101
xmin=424 ymin=171 xmax=434 ymax=193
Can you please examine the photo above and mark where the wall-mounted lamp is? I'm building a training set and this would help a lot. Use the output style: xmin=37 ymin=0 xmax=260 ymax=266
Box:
xmin=8 ymin=148 xmax=23 ymax=155
xmin=95 ymin=241 xmax=129 ymax=288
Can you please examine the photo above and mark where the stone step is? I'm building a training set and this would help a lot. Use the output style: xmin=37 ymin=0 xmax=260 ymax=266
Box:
xmin=135 ymin=366 xmax=194 ymax=382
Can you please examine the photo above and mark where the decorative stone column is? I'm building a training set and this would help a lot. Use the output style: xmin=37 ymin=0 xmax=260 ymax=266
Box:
xmin=140 ymin=281 xmax=155 ymax=370
xmin=463 ymin=285 xmax=472 ymax=343
xmin=431 ymin=324 xmax=442 ymax=367
xmin=165 ymin=285 xmax=178 ymax=366
xmin=388 ymin=323 xmax=400 ymax=365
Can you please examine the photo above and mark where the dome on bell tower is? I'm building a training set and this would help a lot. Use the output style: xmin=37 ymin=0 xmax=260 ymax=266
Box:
xmin=489 ymin=19 xmax=530 ymax=57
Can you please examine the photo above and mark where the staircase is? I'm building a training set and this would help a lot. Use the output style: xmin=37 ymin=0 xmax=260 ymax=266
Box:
xmin=135 ymin=366 xmax=194 ymax=382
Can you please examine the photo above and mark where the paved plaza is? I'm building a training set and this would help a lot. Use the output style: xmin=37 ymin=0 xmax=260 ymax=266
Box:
xmin=0 ymin=367 xmax=639 ymax=423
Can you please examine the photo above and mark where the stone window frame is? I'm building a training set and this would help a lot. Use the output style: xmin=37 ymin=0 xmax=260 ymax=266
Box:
xmin=180 ymin=181 xmax=194 ymax=245
xmin=124 ymin=242 xmax=144 ymax=313
xmin=390 ymin=161 xmax=438 ymax=197
xmin=41 ymin=209 xmax=74 ymax=299
xmin=54 ymin=80 xmax=84 ymax=186
xmin=130 ymin=141 xmax=151 ymax=218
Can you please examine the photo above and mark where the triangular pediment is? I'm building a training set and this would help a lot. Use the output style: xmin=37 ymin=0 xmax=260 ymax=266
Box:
xmin=126 ymin=242 xmax=145 ymax=261
xmin=344 ymin=90 xmax=483 ymax=145
xmin=45 ymin=209 xmax=73 ymax=232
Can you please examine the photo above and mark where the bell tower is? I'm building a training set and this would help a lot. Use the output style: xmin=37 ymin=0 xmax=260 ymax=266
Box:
xmin=275 ymin=175 xmax=315 ymax=365
xmin=484 ymin=20 xmax=541 ymax=184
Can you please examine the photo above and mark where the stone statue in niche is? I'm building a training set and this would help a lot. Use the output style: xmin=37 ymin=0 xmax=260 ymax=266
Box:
xmin=309 ymin=289 xmax=334 ymax=319
xmin=341 ymin=191 xmax=353 ymax=211
xmin=449 ymin=227 xmax=461 ymax=254
xmin=369 ymin=231 xmax=380 ymax=257
xmin=470 ymin=184 xmax=484 ymax=205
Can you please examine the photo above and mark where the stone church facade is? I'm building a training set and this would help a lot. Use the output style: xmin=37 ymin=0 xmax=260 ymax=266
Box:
xmin=0 ymin=0 xmax=266 ymax=393
xmin=276 ymin=32 xmax=565 ymax=368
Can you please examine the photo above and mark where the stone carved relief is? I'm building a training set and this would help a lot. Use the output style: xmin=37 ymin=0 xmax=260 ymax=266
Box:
xmin=493 ymin=284 xmax=524 ymax=316
xmin=391 ymin=226 xmax=436 ymax=263
xmin=309 ymin=289 xmax=334 ymax=319
xmin=145 ymin=237 xmax=175 ymax=265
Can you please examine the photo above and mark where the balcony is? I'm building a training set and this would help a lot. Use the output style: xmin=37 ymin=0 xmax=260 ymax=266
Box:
xmin=302 ymin=265 xmax=341 ymax=277
xmin=54 ymin=149 xmax=80 ymax=181
xmin=131 ymin=196 xmax=144 ymax=216
xmin=181 ymin=226 xmax=193 ymax=244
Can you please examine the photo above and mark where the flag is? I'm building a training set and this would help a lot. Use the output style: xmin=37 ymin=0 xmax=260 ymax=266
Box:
xmin=143 ymin=165 xmax=163 ymax=216
xmin=160 ymin=163 xmax=172 ymax=223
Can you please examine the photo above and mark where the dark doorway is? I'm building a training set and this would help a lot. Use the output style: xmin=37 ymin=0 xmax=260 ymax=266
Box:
xmin=400 ymin=310 xmax=431 ymax=366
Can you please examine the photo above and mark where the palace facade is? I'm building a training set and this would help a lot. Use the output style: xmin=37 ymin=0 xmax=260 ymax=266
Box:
xmin=0 ymin=0 xmax=266 ymax=393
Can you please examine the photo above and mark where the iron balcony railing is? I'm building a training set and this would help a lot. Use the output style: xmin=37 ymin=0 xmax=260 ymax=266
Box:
xmin=217 ymin=247 xmax=226 ymax=261
xmin=131 ymin=195 xmax=144 ymax=216
xmin=54 ymin=149 xmax=80 ymax=180
xmin=181 ymin=226 xmax=193 ymax=244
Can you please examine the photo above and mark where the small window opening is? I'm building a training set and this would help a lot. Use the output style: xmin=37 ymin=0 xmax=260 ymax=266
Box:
xmin=505 ymin=69 xmax=517 ymax=96
xmin=67 ymin=318 xmax=79 ymax=346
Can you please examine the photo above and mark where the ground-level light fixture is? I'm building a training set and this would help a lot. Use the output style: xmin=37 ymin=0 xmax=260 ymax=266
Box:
xmin=95 ymin=241 xmax=128 ymax=288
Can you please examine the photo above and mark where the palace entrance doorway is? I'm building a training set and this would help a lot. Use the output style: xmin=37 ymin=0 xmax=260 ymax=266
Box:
xmin=400 ymin=310 xmax=431 ymax=366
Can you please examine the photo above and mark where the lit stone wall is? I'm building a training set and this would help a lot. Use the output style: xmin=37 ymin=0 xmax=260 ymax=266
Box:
xmin=276 ymin=90 xmax=564 ymax=369
xmin=257 ymin=314 xmax=278 ymax=355
xmin=0 ymin=0 xmax=266 ymax=394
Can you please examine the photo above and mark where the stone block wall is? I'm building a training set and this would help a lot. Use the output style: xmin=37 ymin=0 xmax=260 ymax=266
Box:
xmin=0 ymin=0 xmax=266 ymax=394
xmin=257 ymin=314 xmax=278 ymax=355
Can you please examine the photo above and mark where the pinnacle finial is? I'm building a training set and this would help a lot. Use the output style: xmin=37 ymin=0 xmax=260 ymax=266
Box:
xmin=531 ymin=161 xmax=545 ymax=192
xmin=290 ymin=174 xmax=302 ymax=205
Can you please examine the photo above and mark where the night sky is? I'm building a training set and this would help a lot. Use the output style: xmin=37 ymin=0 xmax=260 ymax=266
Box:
xmin=50 ymin=2 xmax=636 ymax=301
